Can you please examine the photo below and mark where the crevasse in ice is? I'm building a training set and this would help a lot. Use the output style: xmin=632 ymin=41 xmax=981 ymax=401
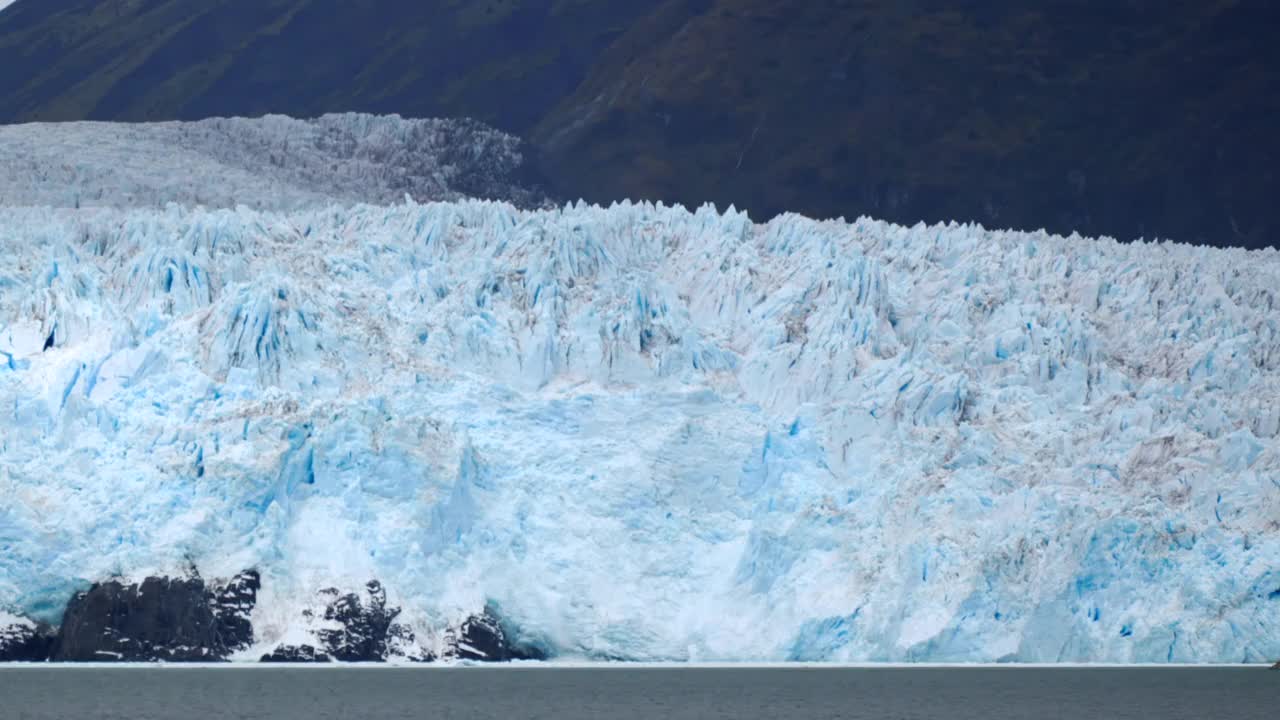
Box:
xmin=0 ymin=199 xmax=1276 ymax=662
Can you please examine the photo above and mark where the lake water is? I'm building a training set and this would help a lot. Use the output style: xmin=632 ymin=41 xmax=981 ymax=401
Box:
xmin=0 ymin=665 xmax=1274 ymax=719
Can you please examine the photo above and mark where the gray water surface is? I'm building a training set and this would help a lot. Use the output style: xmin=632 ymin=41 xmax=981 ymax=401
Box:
xmin=0 ymin=666 xmax=1274 ymax=719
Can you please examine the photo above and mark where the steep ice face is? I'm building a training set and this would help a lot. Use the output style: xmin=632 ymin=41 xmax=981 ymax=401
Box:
xmin=0 ymin=199 xmax=1277 ymax=663
xmin=0 ymin=114 xmax=548 ymax=210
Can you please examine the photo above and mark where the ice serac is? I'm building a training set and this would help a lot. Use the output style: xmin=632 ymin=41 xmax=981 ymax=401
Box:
xmin=0 ymin=199 xmax=1277 ymax=663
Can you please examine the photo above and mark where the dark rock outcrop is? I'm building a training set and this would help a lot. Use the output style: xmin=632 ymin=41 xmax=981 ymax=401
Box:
xmin=259 ymin=596 xmax=543 ymax=663
xmin=13 ymin=572 xmax=550 ymax=664
xmin=447 ymin=605 xmax=546 ymax=662
xmin=260 ymin=644 xmax=332 ymax=663
xmin=260 ymin=580 xmax=424 ymax=663
xmin=316 ymin=581 xmax=402 ymax=662
xmin=51 ymin=570 xmax=259 ymax=662
xmin=213 ymin=570 xmax=260 ymax=652
xmin=0 ymin=619 xmax=56 ymax=662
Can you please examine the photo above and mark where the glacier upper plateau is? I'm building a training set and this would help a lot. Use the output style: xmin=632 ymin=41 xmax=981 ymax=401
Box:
xmin=0 ymin=114 xmax=547 ymax=211
xmin=0 ymin=114 xmax=1277 ymax=664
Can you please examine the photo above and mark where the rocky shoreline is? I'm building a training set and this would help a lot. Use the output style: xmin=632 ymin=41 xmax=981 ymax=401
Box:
xmin=0 ymin=571 xmax=542 ymax=664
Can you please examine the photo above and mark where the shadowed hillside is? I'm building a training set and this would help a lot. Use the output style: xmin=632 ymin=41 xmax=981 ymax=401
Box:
xmin=0 ymin=0 xmax=655 ymax=128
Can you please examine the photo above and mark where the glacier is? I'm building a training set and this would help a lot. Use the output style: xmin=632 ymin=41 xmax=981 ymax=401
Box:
xmin=0 ymin=113 xmax=547 ymax=210
xmin=0 ymin=196 xmax=1277 ymax=663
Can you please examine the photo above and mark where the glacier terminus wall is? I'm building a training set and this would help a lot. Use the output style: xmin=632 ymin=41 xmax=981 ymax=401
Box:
xmin=0 ymin=191 xmax=1277 ymax=661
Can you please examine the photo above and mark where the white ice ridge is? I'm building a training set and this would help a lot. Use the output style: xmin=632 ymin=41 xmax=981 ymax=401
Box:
xmin=0 ymin=114 xmax=543 ymax=210
xmin=0 ymin=199 xmax=1276 ymax=663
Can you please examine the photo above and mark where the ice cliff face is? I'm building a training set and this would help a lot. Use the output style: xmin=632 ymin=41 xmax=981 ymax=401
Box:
xmin=0 ymin=114 xmax=549 ymax=210
xmin=0 ymin=198 xmax=1277 ymax=662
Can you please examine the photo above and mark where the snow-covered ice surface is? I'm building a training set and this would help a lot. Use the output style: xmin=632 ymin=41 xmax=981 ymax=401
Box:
xmin=0 ymin=198 xmax=1277 ymax=662
xmin=0 ymin=114 xmax=547 ymax=210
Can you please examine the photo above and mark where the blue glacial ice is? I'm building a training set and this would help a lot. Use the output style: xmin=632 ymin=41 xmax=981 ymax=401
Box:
xmin=0 ymin=198 xmax=1277 ymax=662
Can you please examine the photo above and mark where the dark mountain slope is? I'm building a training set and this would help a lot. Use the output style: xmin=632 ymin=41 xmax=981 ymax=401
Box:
xmin=534 ymin=0 xmax=1280 ymax=248
xmin=0 ymin=0 xmax=655 ymax=128
xmin=0 ymin=0 xmax=1276 ymax=248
